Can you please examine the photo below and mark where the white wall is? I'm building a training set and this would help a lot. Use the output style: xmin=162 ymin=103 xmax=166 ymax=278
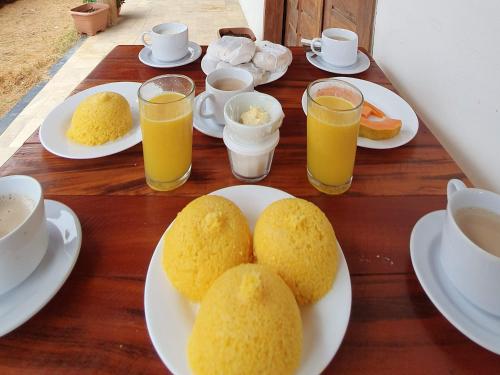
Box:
xmin=373 ymin=0 xmax=500 ymax=193
xmin=238 ymin=0 xmax=264 ymax=40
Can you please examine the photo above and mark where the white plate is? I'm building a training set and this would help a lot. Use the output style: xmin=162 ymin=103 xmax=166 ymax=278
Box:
xmin=200 ymin=54 xmax=288 ymax=86
xmin=192 ymin=92 xmax=224 ymax=139
xmin=40 ymin=82 xmax=142 ymax=159
xmin=138 ymin=41 xmax=202 ymax=68
xmin=301 ymin=77 xmax=419 ymax=149
xmin=144 ymin=185 xmax=352 ymax=375
xmin=306 ymin=50 xmax=370 ymax=75
xmin=410 ymin=210 xmax=500 ymax=354
xmin=0 ymin=199 xmax=82 ymax=337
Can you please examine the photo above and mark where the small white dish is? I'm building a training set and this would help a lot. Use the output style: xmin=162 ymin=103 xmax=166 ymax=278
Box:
xmin=200 ymin=54 xmax=288 ymax=86
xmin=301 ymin=77 xmax=419 ymax=149
xmin=306 ymin=50 xmax=370 ymax=75
xmin=0 ymin=199 xmax=82 ymax=337
xmin=40 ymin=82 xmax=142 ymax=159
xmin=410 ymin=210 xmax=500 ymax=355
xmin=138 ymin=41 xmax=202 ymax=68
xmin=193 ymin=92 xmax=224 ymax=138
xmin=144 ymin=185 xmax=352 ymax=375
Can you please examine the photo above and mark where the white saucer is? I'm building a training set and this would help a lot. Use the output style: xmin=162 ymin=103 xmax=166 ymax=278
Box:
xmin=200 ymin=54 xmax=288 ymax=86
xmin=410 ymin=210 xmax=500 ymax=354
xmin=138 ymin=41 xmax=202 ymax=68
xmin=301 ymin=77 xmax=419 ymax=149
xmin=306 ymin=50 xmax=370 ymax=75
xmin=193 ymin=92 xmax=224 ymax=139
xmin=40 ymin=82 xmax=142 ymax=159
xmin=0 ymin=199 xmax=82 ymax=337
xmin=145 ymin=185 xmax=352 ymax=375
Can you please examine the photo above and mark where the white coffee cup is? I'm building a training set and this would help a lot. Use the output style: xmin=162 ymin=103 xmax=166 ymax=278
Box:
xmin=440 ymin=179 xmax=500 ymax=315
xmin=142 ymin=22 xmax=189 ymax=62
xmin=0 ymin=175 xmax=48 ymax=295
xmin=196 ymin=68 xmax=254 ymax=124
xmin=311 ymin=28 xmax=358 ymax=67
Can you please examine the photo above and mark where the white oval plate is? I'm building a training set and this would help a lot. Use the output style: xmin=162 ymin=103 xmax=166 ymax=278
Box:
xmin=302 ymin=77 xmax=419 ymax=149
xmin=144 ymin=185 xmax=352 ymax=375
xmin=40 ymin=82 xmax=142 ymax=159
xmin=0 ymin=200 xmax=82 ymax=337
xmin=200 ymin=54 xmax=288 ymax=86
xmin=306 ymin=50 xmax=370 ymax=75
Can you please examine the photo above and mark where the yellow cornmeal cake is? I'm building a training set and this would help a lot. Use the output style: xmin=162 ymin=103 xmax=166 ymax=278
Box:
xmin=67 ymin=92 xmax=132 ymax=145
xmin=162 ymin=195 xmax=252 ymax=301
xmin=254 ymin=198 xmax=339 ymax=305
xmin=188 ymin=264 xmax=302 ymax=375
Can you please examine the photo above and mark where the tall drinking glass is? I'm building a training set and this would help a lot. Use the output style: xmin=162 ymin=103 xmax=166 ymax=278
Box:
xmin=307 ymin=79 xmax=363 ymax=194
xmin=138 ymin=75 xmax=194 ymax=191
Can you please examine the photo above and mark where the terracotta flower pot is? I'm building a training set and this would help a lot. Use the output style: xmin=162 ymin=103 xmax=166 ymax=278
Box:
xmin=70 ymin=3 xmax=110 ymax=36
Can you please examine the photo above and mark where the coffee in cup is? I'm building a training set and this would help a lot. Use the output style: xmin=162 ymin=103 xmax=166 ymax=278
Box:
xmin=142 ymin=22 xmax=189 ymax=62
xmin=0 ymin=175 xmax=48 ymax=295
xmin=311 ymin=28 xmax=358 ymax=67
xmin=196 ymin=68 xmax=254 ymax=124
xmin=440 ymin=179 xmax=500 ymax=315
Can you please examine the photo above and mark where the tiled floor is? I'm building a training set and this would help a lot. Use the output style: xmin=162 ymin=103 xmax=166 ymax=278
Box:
xmin=0 ymin=0 xmax=247 ymax=166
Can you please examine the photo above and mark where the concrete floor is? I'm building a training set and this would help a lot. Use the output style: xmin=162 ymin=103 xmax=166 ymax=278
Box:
xmin=0 ymin=0 xmax=247 ymax=166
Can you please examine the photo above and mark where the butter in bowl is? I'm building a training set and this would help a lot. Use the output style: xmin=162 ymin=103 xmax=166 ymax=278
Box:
xmin=223 ymin=92 xmax=284 ymax=182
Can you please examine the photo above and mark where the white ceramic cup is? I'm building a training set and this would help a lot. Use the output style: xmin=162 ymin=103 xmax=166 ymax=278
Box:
xmin=440 ymin=179 xmax=500 ymax=315
xmin=142 ymin=23 xmax=189 ymax=62
xmin=196 ymin=68 xmax=254 ymax=124
xmin=311 ymin=28 xmax=358 ymax=67
xmin=0 ymin=175 xmax=48 ymax=295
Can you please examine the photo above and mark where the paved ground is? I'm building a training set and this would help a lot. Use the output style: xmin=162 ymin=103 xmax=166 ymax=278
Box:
xmin=0 ymin=0 xmax=247 ymax=166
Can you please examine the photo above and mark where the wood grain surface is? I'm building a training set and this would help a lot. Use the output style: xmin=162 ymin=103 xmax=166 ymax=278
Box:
xmin=1 ymin=46 xmax=498 ymax=374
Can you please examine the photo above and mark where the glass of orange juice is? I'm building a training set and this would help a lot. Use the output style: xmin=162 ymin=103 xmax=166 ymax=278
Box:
xmin=138 ymin=75 xmax=194 ymax=191
xmin=307 ymin=78 xmax=363 ymax=194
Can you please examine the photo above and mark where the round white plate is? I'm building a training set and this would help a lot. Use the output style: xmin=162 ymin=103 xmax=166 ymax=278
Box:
xmin=40 ymin=82 xmax=142 ymax=159
xmin=0 ymin=199 xmax=82 ymax=337
xmin=144 ymin=185 xmax=352 ymax=375
xmin=193 ymin=92 xmax=224 ymax=139
xmin=410 ymin=210 xmax=500 ymax=354
xmin=301 ymin=77 xmax=419 ymax=149
xmin=138 ymin=41 xmax=202 ymax=68
xmin=200 ymin=54 xmax=288 ymax=86
xmin=306 ymin=50 xmax=370 ymax=75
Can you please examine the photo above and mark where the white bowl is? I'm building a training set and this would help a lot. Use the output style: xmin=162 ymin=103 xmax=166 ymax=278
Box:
xmin=223 ymin=92 xmax=284 ymax=142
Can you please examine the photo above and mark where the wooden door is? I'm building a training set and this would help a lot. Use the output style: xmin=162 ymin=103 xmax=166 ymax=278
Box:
xmin=323 ymin=0 xmax=376 ymax=50
xmin=283 ymin=0 xmax=376 ymax=51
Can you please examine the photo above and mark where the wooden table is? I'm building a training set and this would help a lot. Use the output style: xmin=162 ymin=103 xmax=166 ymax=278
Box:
xmin=1 ymin=46 xmax=498 ymax=374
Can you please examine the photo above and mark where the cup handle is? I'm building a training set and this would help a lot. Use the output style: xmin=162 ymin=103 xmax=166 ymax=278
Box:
xmin=142 ymin=32 xmax=152 ymax=48
xmin=197 ymin=92 xmax=216 ymax=119
xmin=310 ymin=38 xmax=322 ymax=55
xmin=447 ymin=179 xmax=467 ymax=200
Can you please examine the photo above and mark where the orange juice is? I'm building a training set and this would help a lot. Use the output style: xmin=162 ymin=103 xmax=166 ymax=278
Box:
xmin=307 ymin=95 xmax=360 ymax=193
xmin=140 ymin=92 xmax=193 ymax=191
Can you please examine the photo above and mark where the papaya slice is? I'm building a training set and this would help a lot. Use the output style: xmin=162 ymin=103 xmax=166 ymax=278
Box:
xmin=362 ymin=101 xmax=386 ymax=118
xmin=359 ymin=117 xmax=402 ymax=140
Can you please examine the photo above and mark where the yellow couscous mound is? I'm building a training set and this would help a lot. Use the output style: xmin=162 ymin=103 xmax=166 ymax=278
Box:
xmin=67 ymin=92 xmax=132 ymax=145
xmin=254 ymin=198 xmax=339 ymax=305
xmin=162 ymin=195 xmax=252 ymax=301
xmin=188 ymin=264 xmax=302 ymax=375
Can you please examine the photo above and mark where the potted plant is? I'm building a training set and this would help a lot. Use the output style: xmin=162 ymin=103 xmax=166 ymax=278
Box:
xmin=70 ymin=1 xmax=110 ymax=36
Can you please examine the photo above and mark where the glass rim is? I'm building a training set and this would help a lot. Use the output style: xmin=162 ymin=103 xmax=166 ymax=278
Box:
xmin=306 ymin=78 xmax=364 ymax=112
xmin=138 ymin=74 xmax=195 ymax=105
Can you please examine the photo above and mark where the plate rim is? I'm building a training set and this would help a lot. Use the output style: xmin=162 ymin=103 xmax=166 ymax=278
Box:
xmin=410 ymin=210 xmax=500 ymax=355
xmin=39 ymin=81 xmax=142 ymax=159
xmin=306 ymin=50 xmax=370 ymax=75
xmin=301 ymin=77 xmax=419 ymax=149
xmin=144 ymin=185 xmax=352 ymax=375
xmin=0 ymin=199 xmax=82 ymax=337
